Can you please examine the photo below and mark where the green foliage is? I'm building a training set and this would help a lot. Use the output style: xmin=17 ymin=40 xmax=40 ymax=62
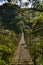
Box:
xmin=25 ymin=12 xmax=43 ymax=64
xmin=7 ymin=0 xmax=11 ymax=2
xmin=0 ymin=60 xmax=7 ymax=65
xmin=0 ymin=29 xmax=19 ymax=65
xmin=0 ymin=3 xmax=43 ymax=65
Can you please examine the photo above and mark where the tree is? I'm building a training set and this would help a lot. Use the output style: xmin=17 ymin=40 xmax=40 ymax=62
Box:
xmin=25 ymin=2 xmax=28 ymax=6
xmin=28 ymin=0 xmax=43 ymax=8
xmin=7 ymin=0 xmax=11 ymax=2
xmin=19 ymin=0 xmax=22 ymax=7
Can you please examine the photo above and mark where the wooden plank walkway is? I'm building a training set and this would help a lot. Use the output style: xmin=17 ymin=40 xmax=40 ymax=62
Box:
xmin=10 ymin=33 xmax=33 ymax=65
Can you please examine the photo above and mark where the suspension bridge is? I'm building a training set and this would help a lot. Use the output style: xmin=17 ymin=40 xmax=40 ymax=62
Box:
xmin=10 ymin=33 xmax=33 ymax=65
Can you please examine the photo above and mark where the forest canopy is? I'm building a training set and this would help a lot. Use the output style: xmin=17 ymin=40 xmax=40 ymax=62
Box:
xmin=0 ymin=0 xmax=43 ymax=65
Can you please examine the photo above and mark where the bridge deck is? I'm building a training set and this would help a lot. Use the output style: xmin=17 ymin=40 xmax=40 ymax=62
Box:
xmin=10 ymin=33 xmax=33 ymax=65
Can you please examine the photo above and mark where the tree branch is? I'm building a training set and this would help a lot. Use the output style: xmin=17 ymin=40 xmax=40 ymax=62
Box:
xmin=28 ymin=8 xmax=43 ymax=12
xmin=32 ymin=27 xmax=43 ymax=33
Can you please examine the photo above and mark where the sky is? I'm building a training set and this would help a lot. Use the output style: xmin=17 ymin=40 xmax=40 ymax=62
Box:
xmin=0 ymin=0 xmax=32 ymax=8
xmin=0 ymin=0 xmax=8 ymax=5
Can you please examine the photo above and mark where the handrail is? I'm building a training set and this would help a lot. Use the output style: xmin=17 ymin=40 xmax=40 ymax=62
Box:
xmin=32 ymin=27 xmax=43 ymax=33
xmin=0 ymin=28 xmax=43 ymax=35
